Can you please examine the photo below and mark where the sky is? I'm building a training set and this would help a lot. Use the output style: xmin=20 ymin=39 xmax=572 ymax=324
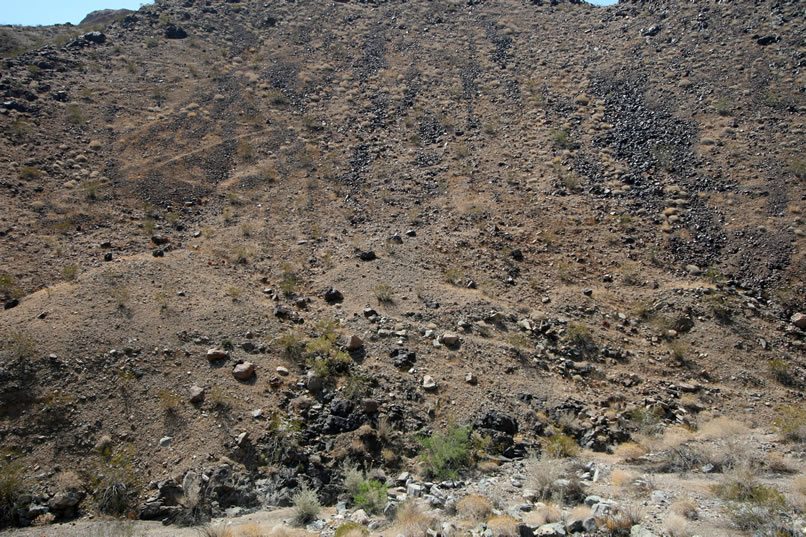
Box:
xmin=1 ymin=0 xmax=617 ymax=27
xmin=1 ymin=1 xmax=153 ymax=26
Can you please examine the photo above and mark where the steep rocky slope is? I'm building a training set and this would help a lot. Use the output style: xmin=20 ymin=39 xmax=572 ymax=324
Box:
xmin=0 ymin=0 xmax=804 ymax=535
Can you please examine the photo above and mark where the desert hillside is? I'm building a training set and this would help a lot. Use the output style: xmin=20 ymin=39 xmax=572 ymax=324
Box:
xmin=0 ymin=1 xmax=804 ymax=536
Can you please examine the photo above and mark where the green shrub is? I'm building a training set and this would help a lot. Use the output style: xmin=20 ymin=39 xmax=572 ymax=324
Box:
xmin=334 ymin=522 xmax=369 ymax=537
xmin=373 ymin=283 xmax=393 ymax=304
xmin=18 ymin=166 xmax=41 ymax=180
xmin=417 ymin=425 xmax=471 ymax=480
xmin=543 ymin=432 xmax=579 ymax=458
xmin=305 ymin=337 xmax=351 ymax=378
xmin=565 ymin=322 xmax=592 ymax=347
xmin=768 ymin=358 xmax=796 ymax=387
xmin=62 ymin=264 xmax=79 ymax=281
xmin=7 ymin=330 xmax=35 ymax=360
xmin=772 ymin=405 xmax=806 ymax=442
xmin=291 ymin=483 xmax=320 ymax=525
xmin=551 ymin=127 xmax=577 ymax=149
xmin=443 ymin=267 xmax=464 ymax=286
xmin=275 ymin=331 xmax=306 ymax=361
xmin=354 ymin=480 xmax=387 ymax=514
xmin=268 ymin=90 xmax=289 ymax=106
xmin=84 ymin=445 xmax=140 ymax=516
xmin=0 ymin=457 xmax=25 ymax=527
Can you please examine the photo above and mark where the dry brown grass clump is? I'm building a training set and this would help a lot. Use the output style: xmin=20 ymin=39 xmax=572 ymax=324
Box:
xmin=567 ymin=504 xmax=593 ymax=524
xmin=394 ymin=501 xmax=433 ymax=537
xmin=486 ymin=515 xmax=519 ymax=537
xmin=198 ymin=524 xmax=234 ymax=537
xmin=456 ymin=494 xmax=493 ymax=521
xmin=696 ymin=416 xmax=748 ymax=440
xmin=603 ymin=504 xmax=644 ymax=531
xmin=610 ymin=469 xmax=635 ymax=489
xmin=663 ymin=513 xmax=692 ymax=537
xmin=521 ymin=502 xmax=562 ymax=527
xmin=525 ymin=454 xmax=564 ymax=499
xmin=670 ymin=498 xmax=698 ymax=520
xmin=792 ymin=473 xmax=806 ymax=504
xmin=613 ymin=441 xmax=646 ymax=460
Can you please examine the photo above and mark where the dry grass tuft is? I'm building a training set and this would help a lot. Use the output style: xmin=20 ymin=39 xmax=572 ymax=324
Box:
xmin=670 ymin=498 xmax=698 ymax=520
xmin=603 ymin=504 xmax=644 ymax=531
xmin=486 ymin=515 xmax=519 ymax=537
xmin=792 ymin=473 xmax=806 ymax=502
xmin=198 ymin=525 xmax=234 ymax=537
xmin=663 ymin=513 xmax=691 ymax=537
xmin=567 ymin=504 xmax=593 ymax=523
xmin=697 ymin=416 xmax=748 ymax=440
xmin=610 ymin=469 xmax=635 ymax=488
xmin=456 ymin=494 xmax=493 ymax=521
xmin=614 ymin=441 xmax=646 ymax=460
xmin=394 ymin=501 xmax=433 ymax=537
xmin=526 ymin=454 xmax=565 ymax=499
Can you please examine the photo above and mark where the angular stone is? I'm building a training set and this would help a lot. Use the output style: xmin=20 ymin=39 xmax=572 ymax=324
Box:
xmin=346 ymin=334 xmax=364 ymax=351
xmin=422 ymin=375 xmax=437 ymax=391
xmin=206 ymin=348 xmax=229 ymax=361
xmin=233 ymin=361 xmax=255 ymax=380
xmin=189 ymin=385 xmax=204 ymax=403
xmin=441 ymin=333 xmax=460 ymax=346
xmin=791 ymin=312 xmax=806 ymax=330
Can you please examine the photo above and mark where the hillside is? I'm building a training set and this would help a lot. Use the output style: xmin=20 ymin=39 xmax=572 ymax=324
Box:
xmin=0 ymin=0 xmax=804 ymax=536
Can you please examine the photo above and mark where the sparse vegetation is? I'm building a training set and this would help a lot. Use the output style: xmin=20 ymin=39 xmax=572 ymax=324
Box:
xmin=291 ymin=483 xmax=321 ymax=525
xmin=373 ymin=283 xmax=394 ymax=304
xmin=417 ymin=424 xmax=471 ymax=480
xmin=83 ymin=444 xmax=140 ymax=516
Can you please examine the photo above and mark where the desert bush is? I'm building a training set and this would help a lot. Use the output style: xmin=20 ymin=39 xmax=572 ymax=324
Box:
xmin=62 ymin=264 xmax=79 ymax=281
xmin=696 ymin=416 xmax=748 ymax=440
xmin=353 ymin=480 xmax=387 ymax=514
xmin=609 ymin=469 xmax=634 ymax=489
xmin=157 ymin=389 xmax=182 ymax=414
xmin=486 ymin=514 xmax=518 ymax=537
xmin=305 ymin=337 xmax=352 ymax=378
xmin=670 ymin=498 xmax=697 ymax=519
xmin=613 ymin=442 xmax=646 ymax=460
xmin=208 ymin=387 xmax=232 ymax=411
xmin=268 ymin=90 xmax=289 ymax=106
xmin=715 ymin=467 xmax=790 ymax=535
xmin=443 ymin=267 xmax=464 ymax=286
xmin=551 ymin=127 xmax=577 ymax=149
xmin=18 ymin=166 xmax=41 ymax=180
xmin=526 ymin=454 xmax=564 ymax=500
xmin=334 ymin=522 xmax=368 ymax=537
xmin=663 ymin=513 xmax=691 ymax=537
xmin=417 ymin=425 xmax=471 ymax=480
xmin=456 ymin=494 xmax=492 ymax=521
xmin=291 ymin=483 xmax=320 ymax=525
xmin=394 ymin=501 xmax=432 ymax=537
xmin=543 ymin=431 xmax=579 ymax=458
xmin=0 ymin=457 xmax=25 ymax=527
xmin=7 ymin=330 xmax=35 ymax=360
xmin=602 ymin=504 xmax=644 ymax=533
xmin=768 ymin=357 xmax=797 ymax=387
xmin=0 ymin=275 xmax=23 ymax=300
xmin=84 ymin=444 xmax=140 ymax=516
xmin=198 ymin=525 xmax=234 ymax=537
xmin=772 ymin=405 xmax=806 ymax=442
xmin=275 ymin=331 xmax=306 ymax=361
xmin=373 ymin=283 xmax=394 ymax=304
